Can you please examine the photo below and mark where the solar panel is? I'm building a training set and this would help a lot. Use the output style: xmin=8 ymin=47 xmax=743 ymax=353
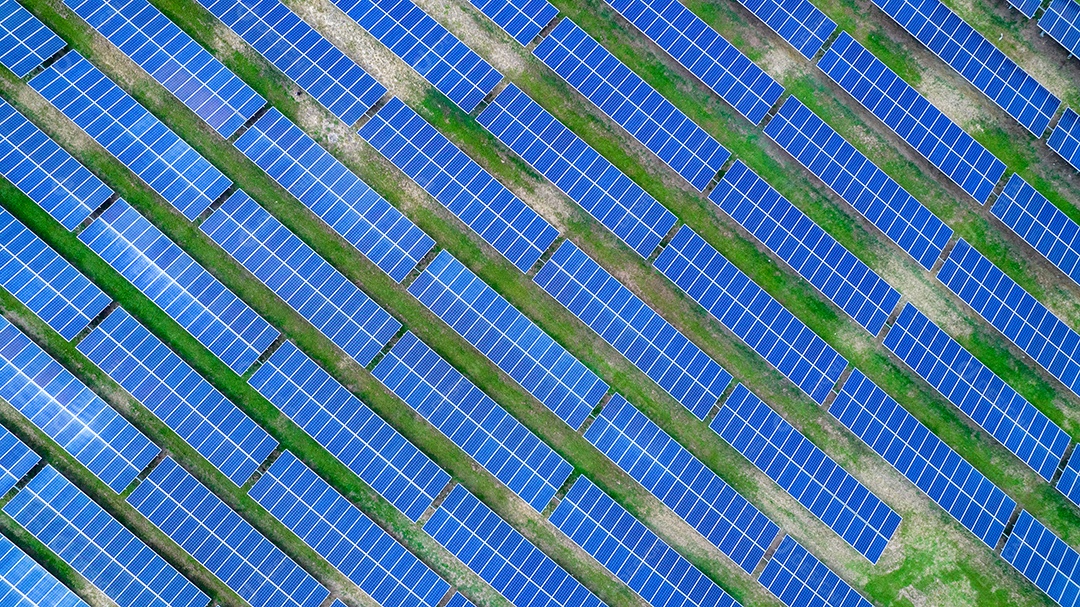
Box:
xmin=30 ymin=52 xmax=232 ymax=221
xmin=653 ymin=225 xmax=848 ymax=404
xmin=1049 ymin=108 xmax=1080 ymax=172
xmin=0 ymin=0 xmax=65 ymax=78
xmin=736 ymin=0 xmax=836 ymax=59
xmin=358 ymin=98 xmax=558 ymax=272
xmin=993 ymin=175 xmax=1080 ymax=288
xmin=763 ymin=96 xmax=953 ymax=271
xmin=466 ymin=0 xmax=557 ymax=44
xmin=3 ymin=466 xmax=209 ymax=607
xmin=758 ymin=536 xmax=873 ymax=607
xmin=938 ymin=239 xmax=1080 ymax=398
xmin=0 ymin=426 xmax=38 ymax=497
xmin=424 ymin=485 xmax=607 ymax=607
xmin=476 ymin=84 xmax=677 ymax=258
xmin=0 ymin=97 xmax=112 ymax=230
xmin=1040 ymin=0 xmax=1080 ymax=58
xmin=534 ymin=240 xmax=732 ymax=419
xmin=128 ymin=457 xmax=329 ymax=607
xmin=818 ymin=33 xmax=1006 ymax=203
xmin=248 ymin=340 xmax=450 ymax=520
xmin=0 ymin=207 xmax=110 ymax=340
xmin=202 ymin=191 xmax=400 ymax=365
xmin=0 ymin=316 xmax=159 ymax=492
xmin=603 ymin=0 xmax=784 ymax=124
xmin=372 ymin=331 xmax=573 ymax=511
xmin=446 ymin=594 xmax=477 ymax=607
xmin=327 ymin=0 xmax=503 ymax=112
xmin=533 ymin=19 xmax=730 ymax=191
xmin=884 ymin=303 xmax=1070 ymax=482
xmin=1002 ymin=510 xmax=1080 ymax=607
xmin=712 ymin=384 xmax=900 ymax=562
xmin=0 ymin=534 xmax=88 ymax=607
xmin=77 ymin=308 xmax=278 ymax=486
xmin=409 ymin=250 xmax=608 ymax=430
xmin=831 ymin=369 xmax=1016 ymax=547
xmin=234 ymin=108 xmax=434 ymax=282
xmin=1008 ymin=0 xmax=1042 ymax=17
xmin=194 ymin=0 xmax=386 ymax=124
xmin=712 ymin=160 xmax=901 ymax=335
xmin=1056 ymin=448 xmax=1080 ymax=508
xmin=583 ymin=394 xmax=780 ymax=573
xmin=80 ymin=200 xmax=279 ymax=374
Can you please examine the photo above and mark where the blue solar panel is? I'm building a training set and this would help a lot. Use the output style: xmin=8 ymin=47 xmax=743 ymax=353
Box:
xmin=0 ymin=534 xmax=88 ymax=607
xmin=202 ymin=191 xmax=400 ymax=365
xmin=424 ymin=485 xmax=607 ymax=607
xmin=234 ymin=108 xmax=434 ymax=282
xmin=77 ymin=308 xmax=278 ymax=486
xmin=938 ymin=239 xmax=1080 ymax=398
xmin=250 ymin=451 xmax=451 ymax=607
xmin=1049 ymin=108 xmax=1080 ymax=172
xmin=248 ymin=341 xmax=450 ymax=520
xmin=1041 ymin=0 xmax=1080 ymax=57
xmin=759 ymin=536 xmax=873 ymax=607
xmin=654 ymin=225 xmax=848 ymax=404
xmin=0 ymin=98 xmax=112 ymax=230
xmin=30 ymin=52 xmax=232 ymax=221
xmin=372 ymin=331 xmax=573 ymax=511
xmin=550 ymin=476 xmax=742 ymax=607
xmin=327 ymin=0 xmax=503 ymax=112
xmin=1056 ymin=448 xmax=1080 ymax=509
xmin=736 ymin=0 xmax=835 ymax=59
xmin=446 ymin=594 xmax=477 ymax=607
xmin=476 ymin=84 xmax=677 ymax=258
xmin=712 ymin=384 xmax=900 ymax=562
xmin=0 ymin=426 xmax=38 ymax=497
xmin=533 ymin=19 xmax=730 ymax=191
xmin=4 ymin=466 xmax=209 ymax=607
xmin=128 ymin=457 xmax=329 ymax=607
xmin=884 ymin=303 xmax=1069 ymax=482
xmin=409 ymin=250 xmax=608 ymax=430
xmin=831 ymin=370 xmax=1016 ymax=547
xmin=195 ymin=0 xmax=386 ymax=124
xmin=764 ymin=96 xmax=953 ymax=271
xmin=583 ymin=394 xmax=780 ymax=573
xmin=0 ymin=208 xmax=110 ymax=340
xmin=0 ymin=0 xmax=65 ymax=78
xmin=818 ymin=33 xmax=1006 ymax=203
xmin=993 ymin=174 xmax=1080 ymax=288
xmin=1002 ymin=510 xmax=1080 ymax=607
xmin=0 ymin=316 xmax=159 ymax=492
xmin=603 ymin=0 xmax=784 ymax=124
xmin=534 ymin=240 xmax=732 ymax=419
xmin=358 ymin=98 xmax=558 ymax=272
xmin=467 ymin=0 xmax=557 ymax=44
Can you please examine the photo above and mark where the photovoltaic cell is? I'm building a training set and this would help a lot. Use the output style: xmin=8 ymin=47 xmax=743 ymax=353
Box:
xmin=1049 ymin=108 xmax=1080 ymax=172
xmin=234 ymin=108 xmax=434 ymax=282
xmin=1056 ymin=448 xmax=1080 ymax=509
xmin=654 ymin=225 xmax=848 ymax=404
xmin=818 ymin=33 xmax=1006 ymax=203
xmin=758 ymin=536 xmax=873 ymax=607
xmin=476 ymin=84 xmax=677 ymax=258
xmin=358 ymin=98 xmax=558 ymax=272
xmin=992 ymin=174 xmax=1080 ymax=288
xmin=248 ymin=341 xmax=450 ymax=520
xmin=1002 ymin=510 xmax=1080 ymax=607
xmin=1040 ymin=0 xmax=1080 ymax=58
xmin=1008 ymin=0 xmax=1042 ymax=18
xmin=0 ymin=534 xmax=89 ymax=607
xmin=736 ymin=0 xmax=836 ymax=59
xmin=467 ymin=0 xmax=557 ymax=44
xmin=0 ymin=426 xmax=38 ymax=497
xmin=372 ymin=331 xmax=573 ymax=512
xmin=30 ymin=52 xmax=232 ymax=221
xmin=0 ymin=0 xmax=65 ymax=78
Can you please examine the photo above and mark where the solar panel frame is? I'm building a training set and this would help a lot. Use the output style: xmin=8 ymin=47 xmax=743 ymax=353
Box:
xmin=466 ymin=0 xmax=558 ymax=44
xmin=1002 ymin=510 xmax=1080 ymax=607
xmin=1049 ymin=107 xmax=1080 ymax=172
xmin=1056 ymin=448 xmax=1080 ymax=509
xmin=0 ymin=0 xmax=65 ymax=78
xmin=1040 ymin=0 xmax=1080 ymax=58
xmin=0 ymin=425 xmax=38 ymax=497
xmin=992 ymin=174 xmax=1080 ymax=288
xmin=0 ymin=534 xmax=89 ymax=607
xmin=735 ymin=0 xmax=836 ymax=59
xmin=758 ymin=536 xmax=873 ymax=607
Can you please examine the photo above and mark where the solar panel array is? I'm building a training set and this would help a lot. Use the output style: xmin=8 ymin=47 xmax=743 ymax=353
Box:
xmin=80 ymin=200 xmax=279 ymax=374
xmin=424 ymin=485 xmax=607 ymax=607
xmin=604 ymin=0 xmax=784 ymax=124
xmin=372 ymin=331 xmax=573 ymax=512
xmin=584 ymin=395 xmax=780 ymax=573
xmin=0 ymin=207 xmax=111 ymax=340
xmin=447 ymin=594 xmax=477 ymax=607
xmin=884 ymin=303 xmax=1070 ymax=482
xmin=938 ymin=239 xmax=1080 ymax=398
xmin=195 ymin=0 xmax=386 ymax=124
xmin=1049 ymin=108 xmax=1080 ymax=172
xmin=202 ymin=191 xmax=400 ymax=366
xmin=358 ymin=98 xmax=558 ymax=272
xmin=736 ymin=0 xmax=836 ymax=59
xmin=0 ymin=426 xmax=38 ymax=496
xmin=533 ymin=19 xmax=730 ymax=191
xmin=327 ymin=0 xmax=503 ymax=113
xmin=248 ymin=341 xmax=450 ymax=521
xmin=831 ymin=370 xmax=1017 ymax=547
xmin=250 ymin=451 xmax=451 ymax=607
xmin=534 ymin=240 xmax=732 ymax=419
xmin=30 ymin=52 xmax=232 ymax=221
xmin=819 ymin=33 xmax=1006 ymax=203
xmin=712 ymin=160 xmax=901 ymax=335
xmin=128 ymin=457 xmax=330 ymax=607
xmin=654 ymin=226 xmax=848 ymax=404
xmin=1002 ymin=510 xmax=1080 ymax=607
xmin=0 ymin=316 xmax=159 ymax=493
xmin=1008 ymin=0 xmax=1041 ymax=18
xmin=77 ymin=308 xmax=278 ymax=486
xmin=0 ymin=97 xmax=113 ymax=230
xmin=467 ymin=0 xmax=558 ymax=44
xmin=992 ymin=175 xmax=1080 ymax=287
xmin=758 ymin=536 xmax=873 ymax=607
xmin=764 ymin=96 xmax=953 ymax=270
xmin=1040 ymin=0 xmax=1080 ymax=58
xmin=0 ymin=0 xmax=65 ymax=78
xmin=476 ymin=84 xmax=678 ymax=258
xmin=712 ymin=384 xmax=900 ymax=562
xmin=1056 ymin=448 xmax=1080 ymax=509
xmin=4 ymin=466 xmax=209 ymax=607
xmin=234 ymin=108 xmax=434 ymax=282
xmin=409 ymin=251 xmax=609 ymax=430
xmin=550 ymin=476 xmax=742 ymax=607
xmin=0 ymin=535 xmax=88 ymax=607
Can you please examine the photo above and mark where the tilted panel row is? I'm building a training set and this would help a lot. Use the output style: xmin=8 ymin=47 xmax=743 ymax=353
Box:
xmin=0 ymin=534 xmax=88 ymax=607
xmin=735 ymin=0 xmax=835 ymax=59
xmin=1040 ymin=0 xmax=1080 ymax=59
xmin=759 ymin=536 xmax=873 ymax=607
xmin=0 ymin=425 xmax=37 ymax=496
xmin=466 ymin=0 xmax=557 ymax=44
xmin=992 ymin=174 xmax=1080 ymax=288
xmin=1056 ymin=448 xmax=1080 ymax=509
xmin=1002 ymin=510 xmax=1080 ymax=607
xmin=1049 ymin=108 xmax=1080 ymax=172
xmin=0 ymin=0 xmax=65 ymax=78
